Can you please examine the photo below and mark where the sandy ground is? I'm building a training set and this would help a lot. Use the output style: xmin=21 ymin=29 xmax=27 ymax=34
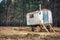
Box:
xmin=0 ymin=27 xmax=60 ymax=40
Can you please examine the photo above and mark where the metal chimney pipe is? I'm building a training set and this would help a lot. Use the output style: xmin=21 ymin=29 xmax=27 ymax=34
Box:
xmin=12 ymin=0 xmax=14 ymax=3
xmin=39 ymin=4 xmax=41 ymax=11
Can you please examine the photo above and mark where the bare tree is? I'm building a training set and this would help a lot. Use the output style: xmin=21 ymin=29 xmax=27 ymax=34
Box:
xmin=6 ymin=0 xmax=14 ymax=25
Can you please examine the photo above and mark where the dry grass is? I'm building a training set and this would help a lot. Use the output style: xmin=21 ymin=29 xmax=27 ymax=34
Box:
xmin=0 ymin=27 xmax=60 ymax=40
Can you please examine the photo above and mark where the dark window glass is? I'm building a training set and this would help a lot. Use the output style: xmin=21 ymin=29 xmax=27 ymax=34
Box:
xmin=29 ymin=14 xmax=34 ymax=18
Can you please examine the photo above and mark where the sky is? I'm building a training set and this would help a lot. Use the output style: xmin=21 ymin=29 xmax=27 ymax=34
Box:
xmin=0 ymin=0 xmax=2 ymax=2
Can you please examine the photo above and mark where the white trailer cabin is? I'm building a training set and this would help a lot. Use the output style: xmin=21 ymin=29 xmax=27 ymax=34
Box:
xmin=26 ymin=9 xmax=53 ymax=25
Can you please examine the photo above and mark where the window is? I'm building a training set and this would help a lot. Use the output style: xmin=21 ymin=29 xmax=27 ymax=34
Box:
xmin=29 ymin=14 xmax=34 ymax=18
